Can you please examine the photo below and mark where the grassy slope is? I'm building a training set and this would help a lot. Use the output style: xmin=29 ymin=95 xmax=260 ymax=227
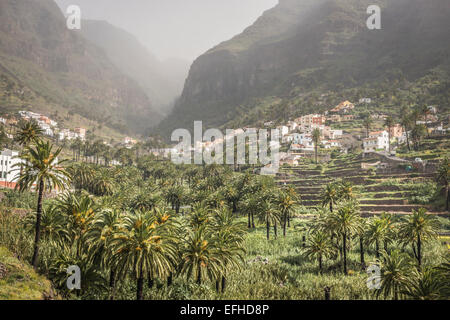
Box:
xmin=0 ymin=246 xmax=57 ymax=300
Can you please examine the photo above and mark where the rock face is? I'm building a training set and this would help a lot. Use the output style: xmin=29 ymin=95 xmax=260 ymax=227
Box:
xmin=160 ymin=0 xmax=450 ymax=136
xmin=0 ymin=0 xmax=162 ymax=133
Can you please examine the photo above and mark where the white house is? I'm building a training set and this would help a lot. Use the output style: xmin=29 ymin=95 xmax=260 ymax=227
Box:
xmin=0 ymin=149 xmax=24 ymax=189
xmin=0 ymin=117 xmax=6 ymax=125
xmin=363 ymin=131 xmax=389 ymax=153
xmin=276 ymin=126 xmax=289 ymax=136
xmin=292 ymin=133 xmax=313 ymax=146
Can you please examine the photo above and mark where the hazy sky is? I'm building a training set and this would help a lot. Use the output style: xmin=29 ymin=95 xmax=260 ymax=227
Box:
xmin=55 ymin=0 xmax=278 ymax=62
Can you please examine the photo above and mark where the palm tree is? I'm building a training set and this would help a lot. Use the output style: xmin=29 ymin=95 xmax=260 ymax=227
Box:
xmin=24 ymin=204 xmax=69 ymax=246
xmin=84 ymin=208 xmax=122 ymax=299
xmin=384 ymin=116 xmax=394 ymax=153
xmin=211 ymin=208 xmax=245 ymax=293
xmin=339 ymin=180 xmax=355 ymax=201
xmin=110 ymin=210 xmax=178 ymax=300
xmin=13 ymin=139 xmax=70 ymax=268
xmin=411 ymin=124 xmax=427 ymax=151
xmin=357 ymin=218 xmax=367 ymax=268
xmin=402 ymin=266 xmax=445 ymax=300
xmin=378 ymin=250 xmax=411 ymax=300
xmin=91 ymin=168 xmax=115 ymax=196
xmin=14 ymin=120 xmax=43 ymax=146
xmin=329 ymin=202 xmax=361 ymax=274
xmin=363 ymin=115 xmax=373 ymax=138
xmin=165 ymin=185 xmax=185 ymax=214
xmin=312 ymin=128 xmax=321 ymax=164
xmin=259 ymin=199 xmax=280 ymax=240
xmin=304 ymin=231 xmax=334 ymax=273
xmin=400 ymin=108 xmax=412 ymax=151
xmin=436 ymin=157 xmax=449 ymax=211
xmin=179 ymin=225 xmax=222 ymax=285
xmin=321 ymin=182 xmax=340 ymax=212
xmin=398 ymin=208 xmax=439 ymax=268
xmin=366 ymin=215 xmax=392 ymax=259
xmin=277 ymin=190 xmax=297 ymax=237
xmin=242 ymin=193 xmax=260 ymax=229
xmin=55 ymin=192 xmax=97 ymax=258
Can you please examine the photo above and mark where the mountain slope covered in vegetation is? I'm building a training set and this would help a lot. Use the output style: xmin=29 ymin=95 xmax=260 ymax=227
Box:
xmin=159 ymin=0 xmax=450 ymax=136
xmin=0 ymin=0 xmax=162 ymax=134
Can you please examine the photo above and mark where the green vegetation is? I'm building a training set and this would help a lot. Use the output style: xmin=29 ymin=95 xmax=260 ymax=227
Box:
xmin=0 ymin=246 xmax=57 ymax=300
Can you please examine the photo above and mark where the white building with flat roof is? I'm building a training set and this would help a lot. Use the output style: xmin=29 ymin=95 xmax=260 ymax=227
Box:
xmin=0 ymin=149 xmax=24 ymax=189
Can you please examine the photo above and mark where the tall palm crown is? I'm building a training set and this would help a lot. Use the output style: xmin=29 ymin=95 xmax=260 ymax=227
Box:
xmin=14 ymin=140 xmax=70 ymax=192
xmin=14 ymin=120 xmax=43 ymax=146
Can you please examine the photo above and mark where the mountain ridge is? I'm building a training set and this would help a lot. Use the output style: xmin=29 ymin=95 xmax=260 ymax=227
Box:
xmin=158 ymin=0 xmax=450 ymax=137
xmin=0 ymin=0 xmax=162 ymax=135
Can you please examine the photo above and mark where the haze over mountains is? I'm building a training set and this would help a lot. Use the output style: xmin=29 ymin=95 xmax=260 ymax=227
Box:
xmin=1 ymin=0 xmax=449 ymax=139
xmin=159 ymin=0 xmax=450 ymax=137
xmin=80 ymin=20 xmax=189 ymax=115
xmin=0 ymin=0 xmax=162 ymax=134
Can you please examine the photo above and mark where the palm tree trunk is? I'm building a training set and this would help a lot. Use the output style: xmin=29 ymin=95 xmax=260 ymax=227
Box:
xmin=376 ymin=240 xmax=380 ymax=259
xmin=248 ymin=212 xmax=251 ymax=229
xmin=109 ymin=269 xmax=116 ymax=300
xmin=359 ymin=237 xmax=365 ymax=268
xmin=197 ymin=265 xmax=202 ymax=285
xmin=283 ymin=212 xmax=287 ymax=237
xmin=251 ymin=213 xmax=255 ymax=229
xmin=324 ymin=286 xmax=331 ymax=300
xmin=221 ymin=275 xmax=226 ymax=293
xmin=417 ymin=234 xmax=422 ymax=268
xmin=274 ymin=223 xmax=277 ymax=239
xmin=315 ymin=145 xmax=318 ymax=164
xmin=31 ymin=179 xmax=44 ymax=268
xmin=405 ymin=128 xmax=411 ymax=151
xmin=148 ymin=274 xmax=154 ymax=289
xmin=446 ymin=186 xmax=449 ymax=212
xmin=215 ymin=280 xmax=220 ymax=293
xmin=319 ymin=255 xmax=323 ymax=274
xmin=167 ymin=272 xmax=173 ymax=286
xmin=266 ymin=221 xmax=270 ymax=240
xmin=136 ymin=262 xmax=144 ymax=300
xmin=343 ymin=233 xmax=347 ymax=274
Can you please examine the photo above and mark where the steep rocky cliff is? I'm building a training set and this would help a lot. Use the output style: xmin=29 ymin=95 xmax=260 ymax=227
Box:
xmin=0 ymin=0 xmax=162 ymax=133
xmin=159 ymin=0 xmax=450 ymax=136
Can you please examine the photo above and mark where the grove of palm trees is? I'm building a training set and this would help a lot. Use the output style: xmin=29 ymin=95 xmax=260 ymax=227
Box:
xmin=0 ymin=127 xmax=448 ymax=300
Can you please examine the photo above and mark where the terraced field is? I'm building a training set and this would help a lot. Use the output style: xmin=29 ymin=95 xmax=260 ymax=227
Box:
xmin=276 ymin=153 xmax=448 ymax=217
